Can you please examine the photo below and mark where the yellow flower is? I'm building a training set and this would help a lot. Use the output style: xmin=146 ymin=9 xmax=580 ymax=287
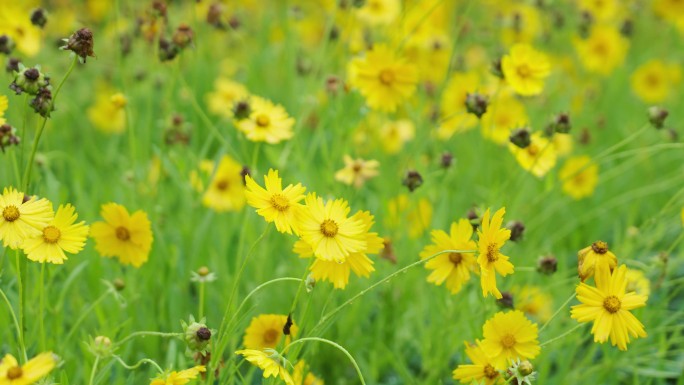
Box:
xmin=0 ymin=4 xmax=42 ymax=56
xmin=573 ymin=26 xmax=629 ymax=75
xmin=379 ymin=119 xmax=415 ymax=154
xmin=189 ymin=160 xmax=216 ymax=192
xmin=386 ymin=195 xmax=433 ymax=239
xmin=571 ymin=264 xmax=647 ymax=351
xmin=355 ymin=0 xmax=400 ymax=26
xmin=236 ymin=96 xmax=294 ymax=144
xmin=559 ymin=155 xmax=599 ymax=200
xmin=630 ymin=60 xmax=681 ymax=103
xmin=0 ymin=352 xmax=57 ymax=385
xmin=502 ymin=44 xmax=550 ymax=96
xmin=625 ymin=267 xmax=651 ymax=297
xmin=90 ymin=203 xmax=153 ymax=267
xmin=452 ymin=341 xmax=501 ymax=385
xmin=22 ymin=204 xmax=89 ymax=264
xmin=235 ymin=349 xmax=294 ymax=385
xmin=296 ymin=194 xmax=366 ymax=262
xmin=292 ymin=361 xmax=324 ymax=385
xmin=577 ymin=240 xmax=618 ymax=282
xmin=653 ymin=0 xmax=684 ymax=21
xmin=508 ymin=132 xmax=557 ymax=178
xmin=499 ymin=4 xmax=541 ymax=45
xmin=0 ymin=187 xmax=53 ymax=250
xmin=476 ymin=208 xmax=514 ymax=299
xmin=578 ymin=0 xmax=621 ymax=21
xmin=514 ymin=285 xmax=553 ymax=323
xmin=206 ymin=78 xmax=249 ymax=118
xmin=243 ymin=314 xmax=298 ymax=350
xmin=348 ymin=44 xmax=418 ymax=112
xmin=481 ymin=94 xmax=528 ymax=145
xmin=480 ymin=310 xmax=540 ymax=369
xmin=87 ymin=90 xmax=127 ymax=134
xmin=202 ymin=155 xmax=246 ymax=212
xmin=420 ymin=219 xmax=478 ymax=295
xmin=552 ymin=133 xmax=573 ymax=157
xmin=334 ymin=155 xmax=379 ymax=188
xmin=0 ymin=94 xmax=8 ymax=125
xmin=149 ymin=366 xmax=206 ymax=385
xmin=437 ymin=72 xmax=480 ymax=140
xmin=245 ymin=169 xmax=306 ymax=234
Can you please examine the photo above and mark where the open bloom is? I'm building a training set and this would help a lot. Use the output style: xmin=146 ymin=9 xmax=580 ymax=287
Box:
xmin=90 ymin=203 xmax=153 ymax=267
xmin=0 ymin=352 xmax=57 ymax=385
xmin=476 ymin=208 xmax=514 ymax=299
xmin=452 ymin=341 xmax=501 ymax=385
xmin=571 ymin=264 xmax=647 ymax=350
xmin=243 ymin=314 xmax=298 ymax=350
xmin=236 ymin=349 xmax=294 ymax=385
xmin=508 ymin=132 xmax=557 ymax=178
xmin=577 ymin=240 xmax=617 ymax=281
xmin=202 ymin=155 xmax=246 ymax=212
xmin=573 ymin=25 xmax=628 ymax=75
xmin=0 ymin=187 xmax=53 ymax=249
xmin=480 ymin=311 xmax=540 ymax=369
xmin=150 ymin=366 xmax=206 ymax=385
xmin=22 ymin=204 xmax=89 ymax=264
xmin=292 ymin=361 xmax=324 ymax=385
xmin=559 ymin=155 xmax=599 ymax=200
xmin=245 ymin=169 xmax=306 ymax=234
xmin=502 ymin=44 xmax=551 ymax=96
xmin=236 ymin=96 xmax=294 ymax=144
xmin=334 ymin=155 xmax=379 ymax=188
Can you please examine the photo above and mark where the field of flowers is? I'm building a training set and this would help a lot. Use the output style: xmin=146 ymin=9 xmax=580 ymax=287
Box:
xmin=1 ymin=0 xmax=683 ymax=384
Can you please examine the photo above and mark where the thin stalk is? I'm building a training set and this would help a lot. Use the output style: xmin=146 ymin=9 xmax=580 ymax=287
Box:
xmin=0 ymin=286 xmax=26 ymax=361
xmin=39 ymin=263 xmax=46 ymax=350
xmin=283 ymin=337 xmax=366 ymax=385
xmin=198 ymin=281 xmax=206 ymax=320
xmin=540 ymin=323 xmax=584 ymax=347
xmin=539 ymin=293 xmax=576 ymax=333
xmin=14 ymin=250 xmax=27 ymax=363
xmin=88 ymin=356 xmax=100 ymax=385
xmin=115 ymin=331 xmax=183 ymax=347
xmin=112 ymin=355 xmax=164 ymax=374
xmin=64 ymin=289 xmax=114 ymax=344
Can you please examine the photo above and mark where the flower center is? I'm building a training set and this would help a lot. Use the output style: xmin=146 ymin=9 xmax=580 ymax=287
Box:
xmin=486 ymin=243 xmax=499 ymax=263
xmin=526 ymin=144 xmax=539 ymax=156
xmin=591 ymin=241 xmax=608 ymax=254
xmin=484 ymin=364 xmax=498 ymax=379
xmin=378 ymin=69 xmax=395 ymax=85
xmin=320 ymin=219 xmax=339 ymax=238
xmin=516 ymin=64 xmax=531 ymax=78
xmin=256 ymin=114 xmax=270 ymax=127
xmin=216 ymin=179 xmax=229 ymax=191
xmin=501 ymin=334 xmax=516 ymax=348
xmin=645 ymin=73 xmax=661 ymax=88
xmin=270 ymin=194 xmax=290 ymax=212
xmin=263 ymin=328 xmax=279 ymax=344
xmin=2 ymin=205 xmax=20 ymax=222
xmin=7 ymin=366 xmax=23 ymax=380
xmin=603 ymin=295 xmax=621 ymax=313
xmin=448 ymin=252 xmax=463 ymax=265
xmin=116 ymin=226 xmax=131 ymax=241
xmin=42 ymin=225 xmax=61 ymax=244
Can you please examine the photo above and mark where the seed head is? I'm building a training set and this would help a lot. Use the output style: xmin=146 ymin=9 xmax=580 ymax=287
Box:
xmin=63 ymin=28 xmax=95 ymax=62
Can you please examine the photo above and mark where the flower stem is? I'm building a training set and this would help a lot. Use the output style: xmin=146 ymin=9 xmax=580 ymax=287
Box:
xmin=199 ymin=281 xmax=206 ymax=320
xmin=539 ymin=293 xmax=576 ymax=333
xmin=283 ymin=337 xmax=366 ymax=385
xmin=39 ymin=263 xmax=46 ymax=351
xmin=112 ymin=355 xmax=164 ymax=374
xmin=88 ymin=356 xmax=100 ymax=385
xmin=540 ymin=323 xmax=584 ymax=347
xmin=14 ymin=249 xmax=28 ymax=363
xmin=114 ymin=331 xmax=183 ymax=347
xmin=0 ymin=286 xmax=26 ymax=362
xmin=64 ymin=288 xmax=114 ymax=344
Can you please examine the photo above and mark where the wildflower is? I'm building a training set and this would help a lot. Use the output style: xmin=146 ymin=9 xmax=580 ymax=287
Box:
xmin=0 ymin=4 xmax=42 ymax=56
xmin=206 ymin=78 xmax=249 ymax=118
xmin=420 ymin=219 xmax=478 ymax=295
xmin=625 ymin=268 xmax=651 ymax=297
xmin=549 ymin=113 xmax=571 ymax=134
xmin=355 ymin=0 xmax=400 ymax=26
xmin=62 ymin=27 xmax=95 ymax=62
xmin=437 ymin=72 xmax=480 ymax=139
xmin=29 ymin=87 xmax=53 ymax=118
xmin=464 ymin=92 xmax=489 ymax=119
xmin=631 ymin=60 xmax=681 ymax=103
xmin=202 ymin=155 xmax=246 ymax=212
xmin=243 ymin=314 xmax=298 ymax=350
xmin=452 ymin=341 xmax=501 ymax=385
xmin=0 ymin=353 xmax=57 ymax=384
xmin=508 ymin=132 xmax=557 ymax=178
xmin=578 ymin=0 xmax=620 ymax=21
xmin=573 ymin=25 xmax=628 ymax=75
xmin=297 ymin=194 xmax=366 ymax=262
xmin=481 ymin=94 xmax=528 ymax=145
xmin=476 ymin=208 xmax=515 ymax=299
xmin=90 ymin=203 xmax=153 ymax=267
xmin=348 ymin=44 xmax=418 ymax=112
xmin=647 ymin=106 xmax=669 ymax=129
xmin=571 ymin=265 xmax=647 ymax=350
xmin=87 ymin=90 xmax=127 ymax=134
xmin=537 ymin=255 xmax=557 ymax=275
xmin=577 ymin=240 xmax=617 ymax=281
xmin=235 ymin=96 xmax=294 ymax=144
xmin=10 ymin=66 xmax=49 ymax=95
xmin=509 ymin=128 xmax=531 ymax=149
xmin=0 ymin=95 xmax=7 ymax=125
xmin=379 ymin=119 xmax=415 ymax=154
xmin=22 ymin=204 xmax=89 ymax=264
xmin=514 ymin=285 xmax=553 ymax=323
xmin=501 ymin=44 xmax=550 ymax=96
xmin=559 ymin=155 xmax=599 ymax=200
xmin=506 ymin=359 xmax=536 ymax=385
xmin=150 ymin=366 xmax=206 ymax=385
xmin=191 ymin=266 xmax=217 ymax=283
xmin=402 ymin=170 xmax=423 ymax=192
xmin=480 ymin=310 xmax=540 ymax=369
xmin=182 ymin=316 xmax=212 ymax=355
xmin=334 ymin=155 xmax=379 ymax=188
xmin=236 ymin=349 xmax=294 ymax=385
xmin=30 ymin=9 xmax=48 ymax=28
xmin=245 ymin=169 xmax=306 ymax=234
xmin=292 ymin=361 xmax=324 ymax=385
xmin=0 ymin=187 xmax=53 ymax=249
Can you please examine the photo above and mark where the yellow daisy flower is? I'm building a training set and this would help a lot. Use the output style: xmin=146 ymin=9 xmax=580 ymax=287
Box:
xmin=348 ymin=44 xmax=418 ymax=113
xmin=452 ymin=341 xmax=501 ymax=385
xmin=625 ymin=267 xmax=651 ymax=297
xmin=476 ymin=208 xmax=514 ymax=299
xmin=235 ymin=349 xmax=294 ymax=385
xmin=379 ymin=119 xmax=415 ymax=154
xmin=243 ymin=314 xmax=298 ymax=350
xmin=508 ymin=132 xmax=558 ymax=178
xmin=206 ymin=78 xmax=249 ymax=118
xmin=577 ymin=240 xmax=617 ymax=282
xmin=90 ymin=203 xmax=153 ymax=268
xmin=480 ymin=94 xmax=528 ymax=145
xmin=296 ymin=194 xmax=366 ymax=263
xmin=236 ymin=96 xmax=294 ymax=144
xmin=437 ymin=72 xmax=480 ymax=140
xmin=559 ymin=155 xmax=599 ymax=200
xmin=573 ymin=25 xmax=629 ymax=76
xmin=292 ymin=361 xmax=324 ymax=385
xmin=0 ymin=352 xmax=57 ymax=385
xmin=245 ymin=169 xmax=306 ymax=234
xmin=355 ymin=0 xmax=400 ymax=26
xmin=514 ymin=285 xmax=553 ymax=323
xmin=420 ymin=219 xmax=478 ymax=295
xmin=571 ymin=264 xmax=647 ymax=351
xmin=87 ymin=90 xmax=127 ymax=134
xmin=480 ymin=310 xmax=540 ymax=369
xmin=499 ymin=4 xmax=541 ymax=45
xmin=501 ymin=44 xmax=551 ymax=96
xmin=0 ymin=4 xmax=42 ymax=56
xmin=202 ymin=155 xmax=246 ymax=212
xmin=0 ymin=187 xmax=54 ymax=250
xmin=334 ymin=155 xmax=380 ymax=189
xmin=150 ymin=366 xmax=206 ymax=385
xmin=630 ymin=60 xmax=681 ymax=104
xmin=22 ymin=204 xmax=89 ymax=264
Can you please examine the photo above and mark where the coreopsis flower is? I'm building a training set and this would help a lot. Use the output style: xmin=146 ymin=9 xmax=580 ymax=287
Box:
xmin=501 ymin=44 xmax=551 ymax=96
xmin=0 ymin=352 xmax=57 ymax=384
xmin=355 ymin=0 xmax=401 ymax=26
xmin=235 ymin=96 xmax=294 ymax=144
xmin=90 ymin=203 xmax=153 ymax=267
xmin=348 ymin=44 xmax=418 ymax=113
xmin=437 ymin=72 xmax=480 ymax=140
xmin=578 ymin=0 xmax=621 ymax=21
xmin=573 ymin=25 xmax=629 ymax=75
xmin=577 ymin=240 xmax=617 ymax=281
xmin=476 ymin=208 xmax=514 ymax=299
xmin=508 ymin=132 xmax=558 ymax=178
xmin=379 ymin=119 xmax=415 ymax=154
xmin=420 ymin=219 xmax=478 ymax=295
xmin=653 ymin=0 xmax=684 ymax=22
xmin=87 ymin=90 xmax=127 ymax=134
xmin=480 ymin=94 xmax=528 ymax=145
xmin=630 ymin=60 xmax=681 ymax=103
xmin=386 ymin=195 xmax=433 ymax=238
xmin=0 ymin=187 xmax=53 ymax=249
xmin=452 ymin=341 xmax=501 ymax=385
xmin=243 ymin=314 xmax=298 ymax=350
xmin=334 ymin=155 xmax=379 ymax=188
xmin=206 ymin=78 xmax=249 ymax=118
xmin=625 ymin=268 xmax=651 ymax=297
xmin=202 ymin=155 xmax=246 ymax=212
xmin=22 ymin=204 xmax=89 ymax=264
xmin=235 ymin=349 xmax=294 ymax=385
xmin=150 ymin=366 xmax=206 ymax=385
xmin=292 ymin=361 xmax=324 ymax=385
xmin=245 ymin=169 xmax=306 ymax=234
xmin=296 ymin=194 xmax=366 ymax=262
xmin=571 ymin=264 xmax=648 ymax=350
xmin=514 ymin=285 xmax=553 ymax=323
xmin=559 ymin=155 xmax=599 ymax=200
xmin=499 ymin=3 xmax=541 ymax=45
xmin=0 ymin=95 xmax=7 ymax=125
xmin=480 ymin=310 xmax=540 ymax=369
xmin=0 ymin=4 xmax=42 ymax=56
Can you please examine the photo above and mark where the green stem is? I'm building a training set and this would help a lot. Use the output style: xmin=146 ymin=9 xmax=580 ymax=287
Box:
xmin=64 ymin=289 xmax=114 ymax=344
xmin=112 ymin=355 xmax=164 ymax=374
xmin=539 ymin=293 xmax=576 ymax=333
xmin=199 ymin=281 xmax=205 ymax=320
xmin=88 ymin=356 xmax=100 ymax=385
xmin=282 ymin=337 xmax=366 ymax=385
xmin=10 ymin=150 xmax=21 ymax=186
xmin=39 ymin=263 xmax=46 ymax=351
xmin=115 ymin=331 xmax=183 ymax=347
xmin=0 ymin=286 xmax=27 ymax=362
xmin=540 ymin=323 xmax=584 ymax=347
xmin=14 ymin=250 xmax=27 ymax=363
xmin=235 ymin=278 xmax=302 ymax=324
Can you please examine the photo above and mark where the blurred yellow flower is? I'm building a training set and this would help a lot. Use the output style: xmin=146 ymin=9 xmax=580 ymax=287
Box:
xmin=630 ymin=60 xmax=681 ymax=103
xmin=625 ymin=267 xmax=651 ymax=297
xmin=480 ymin=310 xmax=540 ymax=369
xmin=437 ymin=72 xmax=480 ymax=139
xmin=245 ymin=169 xmax=305 ymax=234
xmin=0 ymin=95 xmax=7 ymax=125
xmin=379 ymin=119 xmax=415 ymax=154
xmin=22 ymin=204 xmax=89 ymax=264
xmin=236 ymin=96 xmax=295 ymax=144
xmin=149 ymin=366 xmax=206 ymax=385
xmin=0 ymin=187 xmax=53 ymax=250
xmin=0 ymin=3 xmax=42 ymax=56
xmin=355 ymin=0 xmax=400 ymax=26
xmin=202 ymin=155 xmax=246 ymax=212
xmin=452 ymin=341 xmax=501 ymax=385
xmin=502 ymin=44 xmax=551 ymax=96
xmin=334 ymin=155 xmax=379 ymax=188
xmin=91 ymin=203 xmax=153 ymax=268
xmin=87 ymin=91 xmax=127 ymax=134
xmin=292 ymin=361 xmax=324 ymax=385
xmin=514 ymin=285 xmax=553 ymax=323
xmin=508 ymin=132 xmax=557 ymax=178
xmin=243 ymin=314 xmax=297 ymax=350
xmin=559 ymin=155 xmax=599 ymax=200
xmin=0 ymin=352 xmax=57 ymax=385
xmin=653 ymin=0 xmax=684 ymax=21
xmin=577 ymin=240 xmax=617 ymax=282
xmin=574 ymin=26 xmax=629 ymax=75
xmin=500 ymin=4 xmax=541 ymax=45
xmin=579 ymin=0 xmax=621 ymax=21
xmin=476 ymin=208 xmax=514 ymax=299
xmin=236 ymin=349 xmax=294 ymax=385
xmin=481 ymin=94 xmax=528 ymax=145
xmin=207 ymin=78 xmax=249 ymax=118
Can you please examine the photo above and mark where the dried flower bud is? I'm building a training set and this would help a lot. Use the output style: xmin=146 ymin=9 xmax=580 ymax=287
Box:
xmin=30 ymin=8 xmax=48 ymax=28
xmin=11 ymin=66 xmax=50 ymax=95
xmin=648 ymin=106 xmax=668 ymax=129
xmin=381 ymin=238 xmax=397 ymax=264
xmin=240 ymin=166 xmax=251 ymax=185
xmin=551 ymin=113 xmax=571 ymax=133
xmin=29 ymin=87 xmax=54 ymax=117
xmin=0 ymin=124 xmax=21 ymax=153
xmin=496 ymin=292 xmax=514 ymax=309
xmin=402 ymin=170 xmax=423 ymax=192
xmin=233 ymin=100 xmax=251 ymax=120
xmin=207 ymin=3 xmax=226 ymax=29
xmin=506 ymin=220 xmax=525 ymax=242
xmin=578 ymin=11 xmax=593 ymax=39
xmin=173 ymin=24 xmax=194 ymax=49
xmin=509 ymin=128 xmax=531 ymax=148
xmin=325 ymin=75 xmax=342 ymax=96
xmin=537 ymin=255 xmax=557 ymax=275
xmin=465 ymin=92 xmax=488 ymax=118
xmin=6 ymin=57 xmax=21 ymax=74
xmin=196 ymin=327 xmax=211 ymax=341
xmin=283 ymin=314 xmax=293 ymax=336
xmin=490 ymin=57 xmax=504 ymax=79
xmin=620 ymin=19 xmax=634 ymax=37
xmin=579 ymin=128 xmax=591 ymax=145
xmin=158 ymin=37 xmax=180 ymax=62
xmin=63 ymin=28 xmax=95 ymax=62
xmin=440 ymin=152 xmax=454 ymax=169
xmin=467 ymin=207 xmax=481 ymax=231
xmin=0 ymin=35 xmax=14 ymax=55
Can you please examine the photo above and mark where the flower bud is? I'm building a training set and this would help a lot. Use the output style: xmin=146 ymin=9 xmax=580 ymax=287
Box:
xmin=305 ymin=274 xmax=316 ymax=293
xmin=402 ymin=170 xmax=423 ymax=192
xmin=496 ymin=292 xmax=514 ymax=309
xmin=440 ymin=152 xmax=454 ymax=169
xmin=551 ymin=113 xmax=571 ymax=133
xmin=380 ymin=238 xmax=397 ymax=264
xmin=518 ymin=360 xmax=534 ymax=376
xmin=490 ymin=57 xmax=504 ymax=79
xmin=0 ymin=124 xmax=21 ymax=153
xmin=233 ymin=100 xmax=251 ymax=120
xmin=506 ymin=220 xmax=525 ymax=242
xmin=63 ymin=28 xmax=95 ymax=62
xmin=113 ymin=278 xmax=126 ymax=291
xmin=0 ymin=35 xmax=14 ymax=55
xmin=158 ymin=37 xmax=180 ymax=62
xmin=182 ymin=316 xmax=212 ymax=355
xmin=536 ymin=255 xmax=557 ymax=275
xmin=30 ymin=8 xmax=48 ymax=28
xmin=11 ymin=66 xmax=50 ymax=95
xmin=648 ymin=106 xmax=668 ymax=129
xmin=325 ymin=76 xmax=342 ymax=96
xmin=283 ymin=314 xmax=294 ymax=336
xmin=465 ymin=93 xmax=488 ymax=118
xmin=198 ymin=266 xmax=210 ymax=277
xmin=620 ymin=19 xmax=634 ymax=37
xmin=90 ymin=336 xmax=114 ymax=357
xmin=6 ymin=57 xmax=20 ymax=74
xmin=172 ymin=24 xmax=194 ymax=49
xmin=509 ymin=128 xmax=531 ymax=148
xmin=29 ymin=87 xmax=54 ymax=117
xmin=240 ymin=166 xmax=251 ymax=185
